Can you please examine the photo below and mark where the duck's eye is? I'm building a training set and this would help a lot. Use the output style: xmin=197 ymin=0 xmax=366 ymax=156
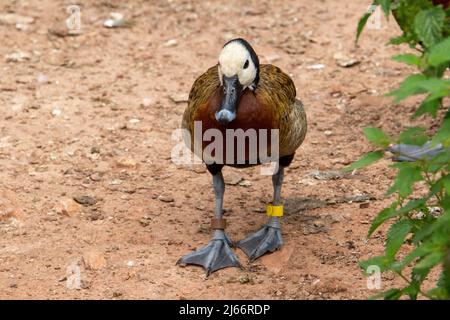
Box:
xmin=243 ymin=59 xmax=249 ymax=69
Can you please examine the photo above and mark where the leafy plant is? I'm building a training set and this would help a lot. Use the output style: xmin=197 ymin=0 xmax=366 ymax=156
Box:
xmin=352 ymin=0 xmax=450 ymax=300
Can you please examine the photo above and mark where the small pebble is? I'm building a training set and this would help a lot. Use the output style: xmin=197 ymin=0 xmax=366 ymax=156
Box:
xmin=51 ymin=109 xmax=61 ymax=117
xmin=163 ymin=39 xmax=178 ymax=47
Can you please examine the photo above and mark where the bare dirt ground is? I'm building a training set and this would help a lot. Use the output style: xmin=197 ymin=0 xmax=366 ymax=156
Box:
xmin=0 ymin=0 xmax=439 ymax=299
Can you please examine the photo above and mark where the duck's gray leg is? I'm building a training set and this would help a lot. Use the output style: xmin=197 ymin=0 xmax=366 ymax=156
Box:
xmin=177 ymin=170 xmax=241 ymax=276
xmin=389 ymin=142 xmax=445 ymax=162
xmin=237 ymin=166 xmax=284 ymax=262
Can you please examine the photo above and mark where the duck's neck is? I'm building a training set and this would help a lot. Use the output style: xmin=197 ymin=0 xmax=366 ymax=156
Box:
xmin=248 ymin=70 xmax=260 ymax=91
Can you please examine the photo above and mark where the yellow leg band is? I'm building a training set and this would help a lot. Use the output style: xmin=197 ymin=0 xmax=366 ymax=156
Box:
xmin=266 ymin=204 xmax=284 ymax=217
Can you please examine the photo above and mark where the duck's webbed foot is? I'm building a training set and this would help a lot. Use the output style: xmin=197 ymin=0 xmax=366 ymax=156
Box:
xmin=389 ymin=142 xmax=444 ymax=162
xmin=177 ymin=230 xmax=241 ymax=276
xmin=237 ymin=217 xmax=283 ymax=262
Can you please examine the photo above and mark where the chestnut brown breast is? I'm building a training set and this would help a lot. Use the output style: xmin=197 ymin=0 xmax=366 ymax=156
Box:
xmin=196 ymin=88 xmax=274 ymax=132
xmin=193 ymin=88 xmax=275 ymax=166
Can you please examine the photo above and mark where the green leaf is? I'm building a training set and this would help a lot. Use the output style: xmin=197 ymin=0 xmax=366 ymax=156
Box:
xmin=415 ymin=251 xmax=443 ymax=270
xmin=372 ymin=288 xmax=403 ymax=300
xmin=429 ymin=270 xmax=450 ymax=299
xmin=412 ymin=220 xmax=439 ymax=244
xmin=425 ymin=148 xmax=450 ymax=172
xmin=407 ymin=262 xmax=436 ymax=299
xmin=443 ymin=195 xmax=450 ymax=209
xmin=398 ymin=127 xmax=428 ymax=145
xmin=430 ymin=175 xmax=445 ymax=194
xmin=414 ymin=6 xmax=446 ymax=48
xmin=442 ymin=252 xmax=450 ymax=297
xmin=391 ymin=0 xmax=434 ymax=38
xmin=428 ymin=37 xmax=450 ymax=66
xmin=385 ymin=219 xmax=412 ymax=259
xmin=405 ymin=252 xmax=443 ymax=299
xmin=396 ymin=198 xmax=427 ymax=216
xmin=444 ymin=175 xmax=450 ymax=196
xmin=387 ymin=74 xmax=427 ymax=103
xmin=424 ymin=62 xmax=450 ymax=78
xmin=388 ymin=34 xmax=411 ymax=45
xmin=368 ymin=207 xmax=394 ymax=237
xmin=413 ymin=97 xmax=442 ymax=118
xmin=360 ymin=255 xmax=391 ymax=273
xmin=392 ymin=53 xmax=422 ymax=67
xmin=416 ymin=78 xmax=450 ymax=95
xmin=344 ymin=151 xmax=384 ymax=172
xmin=403 ymin=284 xmax=421 ymax=300
xmin=377 ymin=0 xmax=391 ymax=17
xmin=393 ymin=242 xmax=434 ymax=272
xmin=391 ymin=76 xmax=449 ymax=102
xmin=364 ymin=127 xmax=391 ymax=147
xmin=387 ymin=164 xmax=423 ymax=197
xmin=356 ymin=11 xmax=373 ymax=44
xmin=425 ymin=219 xmax=450 ymax=246
xmin=368 ymin=199 xmax=425 ymax=237
xmin=413 ymin=211 xmax=450 ymax=243
xmin=385 ymin=290 xmax=404 ymax=300
xmin=432 ymin=115 xmax=450 ymax=147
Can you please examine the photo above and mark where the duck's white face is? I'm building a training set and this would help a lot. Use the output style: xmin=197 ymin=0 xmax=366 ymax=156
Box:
xmin=218 ymin=41 xmax=257 ymax=89
xmin=215 ymin=39 xmax=259 ymax=125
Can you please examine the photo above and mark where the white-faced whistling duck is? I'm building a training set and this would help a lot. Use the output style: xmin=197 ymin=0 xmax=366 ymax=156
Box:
xmin=177 ymin=38 xmax=307 ymax=275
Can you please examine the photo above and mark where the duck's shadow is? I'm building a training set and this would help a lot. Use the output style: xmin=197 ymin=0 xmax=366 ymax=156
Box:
xmin=282 ymin=194 xmax=374 ymax=233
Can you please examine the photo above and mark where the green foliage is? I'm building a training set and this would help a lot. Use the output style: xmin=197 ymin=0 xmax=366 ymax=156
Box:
xmin=389 ymin=0 xmax=435 ymax=46
xmin=370 ymin=288 xmax=404 ymax=300
xmin=344 ymin=151 xmax=384 ymax=171
xmin=398 ymin=127 xmax=429 ymax=145
xmin=414 ymin=97 xmax=442 ymax=117
xmin=363 ymin=127 xmax=391 ymax=147
xmin=387 ymin=75 xmax=450 ymax=106
xmin=379 ymin=0 xmax=392 ymax=17
xmin=387 ymin=164 xmax=423 ymax=197
xmin=428 ymin=37 xmax=450 ymax=66
xmin=356 ymin=12 xmax=373 ymax=44
xmin=414 ymin=6 xmax=446 ymax=48
xmin=356 ymin=0 xmax=450 ymax=47
xmin=432 ymin=113 xmax=450 ymax=146
xmin=387 ymin=74 xmax=428 ymax=103
xmin=354 ymin=0 xmax=450 ymax=300
xmin=385 ymin=220 xmax=413 ymax=258
xmin=392 ymin=53 xmax=423 ymax=67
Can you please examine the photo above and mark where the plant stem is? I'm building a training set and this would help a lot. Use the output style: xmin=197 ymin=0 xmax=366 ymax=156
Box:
xmin=395 ymin=271 xmax=434 ymax=300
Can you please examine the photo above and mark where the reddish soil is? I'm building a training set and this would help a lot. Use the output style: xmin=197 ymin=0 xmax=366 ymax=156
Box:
xmin=0 ymin=0 xmax=438 ymax=299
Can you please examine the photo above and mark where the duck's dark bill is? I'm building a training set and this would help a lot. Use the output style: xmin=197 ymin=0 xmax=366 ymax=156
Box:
xmin=215 ymin=75 xmax=242 ymax=125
